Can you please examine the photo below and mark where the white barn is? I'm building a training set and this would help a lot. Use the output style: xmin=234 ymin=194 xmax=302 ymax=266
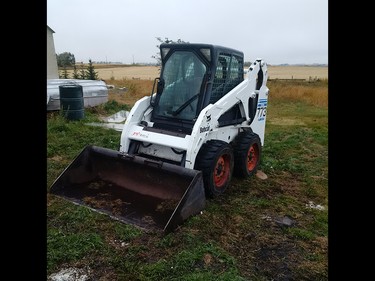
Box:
xmin=47 ymin=25 xmax=59 ymax=79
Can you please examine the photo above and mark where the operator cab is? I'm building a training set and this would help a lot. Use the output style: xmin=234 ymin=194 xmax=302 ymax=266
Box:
xmin=150 ymin=43 xmax=244 ymax=134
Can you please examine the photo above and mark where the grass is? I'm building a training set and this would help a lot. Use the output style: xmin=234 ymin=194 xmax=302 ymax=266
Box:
xmin=47 ymin=79 xmax=328 ymax=280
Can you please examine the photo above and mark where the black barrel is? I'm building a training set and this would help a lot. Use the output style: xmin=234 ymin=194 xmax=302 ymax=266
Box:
xmin=59 ymin=84 xmax=84 ymax=120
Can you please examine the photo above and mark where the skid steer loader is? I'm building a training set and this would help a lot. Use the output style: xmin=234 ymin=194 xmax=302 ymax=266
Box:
xmin=50 ymin=43 xmax=269 ymax=233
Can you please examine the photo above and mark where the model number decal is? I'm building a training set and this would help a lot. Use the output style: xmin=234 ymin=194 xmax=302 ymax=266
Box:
xmin=132 ymin=131 xmax=149 ymax=138
xmin=257 ymin=99 xmax=268 ymax=121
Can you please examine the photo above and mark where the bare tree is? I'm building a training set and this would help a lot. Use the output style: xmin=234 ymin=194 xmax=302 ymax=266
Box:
xmin=151 ymin=37 xmax=188 ymax=65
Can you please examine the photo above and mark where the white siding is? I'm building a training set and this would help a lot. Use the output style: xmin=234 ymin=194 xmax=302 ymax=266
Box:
xmin=47 ymin=26 xmax=59 ymax=79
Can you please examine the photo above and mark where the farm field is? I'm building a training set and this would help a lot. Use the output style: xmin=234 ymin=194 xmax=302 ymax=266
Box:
xmin=266 ymin=65 xmax=328 ymax=80
xmin=65 ymin=64 xmax=328 ymax=81
xmin=47 ymin=77 xmax=328 ymax=280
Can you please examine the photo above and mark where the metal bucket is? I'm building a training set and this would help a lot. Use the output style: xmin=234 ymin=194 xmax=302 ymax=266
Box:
xmin=50 ymin=145 xmax=206 ymax=232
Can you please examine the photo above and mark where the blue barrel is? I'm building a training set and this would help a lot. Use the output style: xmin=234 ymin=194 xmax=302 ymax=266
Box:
xmin=59 ymin=84 xmax=84 ymax=120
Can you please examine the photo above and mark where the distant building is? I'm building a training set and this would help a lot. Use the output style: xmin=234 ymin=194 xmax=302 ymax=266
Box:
xmin=47 ymin=25 xmax=59 ymax=79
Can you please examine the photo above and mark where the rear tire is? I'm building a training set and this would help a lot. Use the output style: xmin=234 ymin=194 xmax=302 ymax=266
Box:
xmin=233 ymin=131 xmax=261 ymax=178
xmin=194 ymin=140 xmax=234 ymax=198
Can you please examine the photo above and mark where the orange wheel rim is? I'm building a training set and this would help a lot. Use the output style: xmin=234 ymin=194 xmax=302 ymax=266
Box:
xmin=247 ymin=144 xmax=259 ymax=171
xmin=214 ymin=155 xmax=230 ymax=188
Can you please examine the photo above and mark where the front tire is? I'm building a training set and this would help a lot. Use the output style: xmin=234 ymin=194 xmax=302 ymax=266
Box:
xmin=233 ymin=131 xmax=261 ymax=178
xmin=194 ymin=140 xmax=234 ymax=198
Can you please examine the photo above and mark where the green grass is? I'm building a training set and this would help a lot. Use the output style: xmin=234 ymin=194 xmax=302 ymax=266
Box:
xmin=140 ymin=242 xmax=241 ymax=280
xmin=47 ymin=80 xmax=328 ymax=280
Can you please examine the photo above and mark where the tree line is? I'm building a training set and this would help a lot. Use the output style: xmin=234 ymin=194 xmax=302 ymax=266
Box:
xmin=56 ymin=52 xmax=99 ymax=80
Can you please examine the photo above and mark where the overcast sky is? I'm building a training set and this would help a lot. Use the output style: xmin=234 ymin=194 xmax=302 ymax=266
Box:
xmin=47 ymin=0 xmax=328 ymax=65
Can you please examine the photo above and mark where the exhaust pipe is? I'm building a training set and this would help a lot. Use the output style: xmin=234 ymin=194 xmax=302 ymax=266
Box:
xmin=50 ymin=145 xmax=206 ymax=233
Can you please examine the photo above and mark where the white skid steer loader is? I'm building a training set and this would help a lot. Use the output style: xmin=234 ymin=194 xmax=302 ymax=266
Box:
xmin=50 ymin=43 xmax=269 ymax=233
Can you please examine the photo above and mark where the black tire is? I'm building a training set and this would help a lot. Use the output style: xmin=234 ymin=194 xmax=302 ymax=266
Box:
xmin=194 ymin=140 xmax=234 ymax=198
xmin=233 ymin=131 xmax=261 ymax=178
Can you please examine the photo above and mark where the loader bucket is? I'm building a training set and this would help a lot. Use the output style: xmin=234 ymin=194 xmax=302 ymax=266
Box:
xmin=50 ymin=145 xmax=206 ymax=233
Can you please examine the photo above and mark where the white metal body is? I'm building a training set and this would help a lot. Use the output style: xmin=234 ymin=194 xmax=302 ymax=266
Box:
xmin=119 ymin=59 xmax=269 ymax=169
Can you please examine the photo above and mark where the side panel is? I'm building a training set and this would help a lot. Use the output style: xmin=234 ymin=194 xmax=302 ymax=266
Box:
xmin=120 ymin=96 xmax=152 ymax=153
xmin=249 ymin=86 xmax=269 ymax=146
xmin=185 ymin=59 xmax=269 ymax=167
xmin=248 ymin=60 xmax=269 ymax=146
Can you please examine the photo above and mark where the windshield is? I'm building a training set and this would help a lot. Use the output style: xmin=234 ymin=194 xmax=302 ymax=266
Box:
xmin=153 ymin=51 xmax=206 ymax=121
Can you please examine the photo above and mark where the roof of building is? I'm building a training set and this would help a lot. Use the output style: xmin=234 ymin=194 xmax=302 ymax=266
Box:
xmin=47 ymin=25 xmax=55 ymax=33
